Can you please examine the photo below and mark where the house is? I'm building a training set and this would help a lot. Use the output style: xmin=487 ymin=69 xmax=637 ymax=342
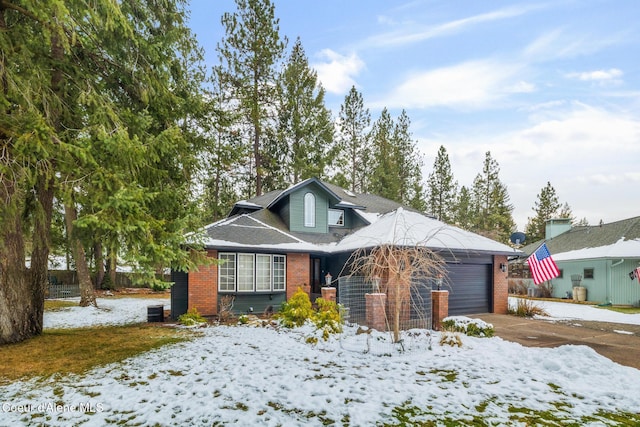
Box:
xmin=518 ymin=217 xmax=640 ymax=306
xmin=171 ymin=178 xmax=518 ymax=323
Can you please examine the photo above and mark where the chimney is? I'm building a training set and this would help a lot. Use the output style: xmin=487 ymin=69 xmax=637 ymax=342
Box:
xmin=545 ymin=218 xmax=571 ymax=240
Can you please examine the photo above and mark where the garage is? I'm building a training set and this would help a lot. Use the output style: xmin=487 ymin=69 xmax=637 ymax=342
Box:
xmin=446 ymin=263 xmax=492 ymax=316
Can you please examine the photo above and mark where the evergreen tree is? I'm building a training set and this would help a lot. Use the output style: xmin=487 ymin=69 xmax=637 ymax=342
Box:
xmin=369 ymin=108 xmax=400 ymax=200
xmin=393 ymin=110 xmax=425 ymax=208
xmin=524 ymin=183 xmax=575 ymax=242
xmin=427 ymin=145 xmax=458 ymax=222
xmin=216 ymin=0 xmax=286 ymax=196
xmin=276 ymin=38 xmax=334 ymax=184
xmin=334 ymin=86 xmax=371 ymax=193
xmin=470 ymin=152 xmax=516 ymax=242
xmin=524 ymin=181 xmax=560 ymax=242
xmin=0 ymin=0 xmax=208 ymax=343
xmin=454 ymin=186 xmax=476 ymax=230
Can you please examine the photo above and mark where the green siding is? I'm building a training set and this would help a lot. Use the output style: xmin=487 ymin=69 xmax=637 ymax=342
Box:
xmin=552 ymin=259 xmax=640 ymax=305
xmin=221 ymin=293 xmax=287 ymax=315
xmin=289 ymin=183 xmax=329 ymax=233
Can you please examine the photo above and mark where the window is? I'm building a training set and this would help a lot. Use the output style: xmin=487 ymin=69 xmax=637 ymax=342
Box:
xmin=218 ymin=253 xmax=287 ymax=292
xmin=304 ymin=192 xmax=315 ymax=227
xmin=584 ymin=268 xmax=594 ymax=279
xmin=328 ymin=209 xmax=344 ymax=226
xmin=237 ymin=254 xmax=255 ymax=292
xmin=557 ymin=269 xmax=563 ymax=279
xmin=219 ymin=253 xmax=236 ymax=291
xmin=256 ymin=254 xmax=272 ymax=291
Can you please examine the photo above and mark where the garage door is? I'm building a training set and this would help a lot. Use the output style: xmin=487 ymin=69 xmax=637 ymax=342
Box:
xmin=446 ymin=263 xmax=491 ymax=315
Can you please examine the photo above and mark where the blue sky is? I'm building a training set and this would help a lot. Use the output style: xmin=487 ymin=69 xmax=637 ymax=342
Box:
xmin=187 ymin=0 xmax=640 ymax=231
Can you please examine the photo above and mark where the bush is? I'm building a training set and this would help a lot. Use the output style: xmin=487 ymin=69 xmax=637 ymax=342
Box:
xmin=276 ymin=288 xmax=344 ymax=340
xmin=178 ymin=307 xmax=207 ymax=326
xmin=276 ymin=287 xmax=314 ymax=328
xmin=508 ymin=298 xmax=549 ymax=317
xmin=508 ymin=279 xmax=529 ymax=295
xmin=441 ymin=317 xmax=494 ymax=338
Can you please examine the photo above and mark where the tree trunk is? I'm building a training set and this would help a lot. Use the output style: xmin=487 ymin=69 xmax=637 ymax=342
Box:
xmin=94 ymin=242 xmax=105 ymax=289
xmin=64 ymin=202 xmax=97 ymax=307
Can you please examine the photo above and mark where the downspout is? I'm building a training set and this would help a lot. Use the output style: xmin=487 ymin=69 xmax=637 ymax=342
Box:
xmin=608 ymin=259 xmax=625 ymax=305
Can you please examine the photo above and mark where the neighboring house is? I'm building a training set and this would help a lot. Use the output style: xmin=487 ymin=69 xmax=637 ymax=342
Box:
xmin=171 ymin=178 xmax=517 ymax=320
xmin=517 ymin=217 xmax=640 ymax=306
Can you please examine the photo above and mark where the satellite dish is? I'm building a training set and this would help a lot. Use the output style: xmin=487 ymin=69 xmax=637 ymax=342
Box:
xmin=510 ymin=232 xmax=526 ymax=245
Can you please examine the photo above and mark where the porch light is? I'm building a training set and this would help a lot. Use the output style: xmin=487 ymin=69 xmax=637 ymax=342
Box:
xmin=500 ymin=263 xmax=507 ymax=273
xmin=325 ymin=272 xmax=332 ymax=286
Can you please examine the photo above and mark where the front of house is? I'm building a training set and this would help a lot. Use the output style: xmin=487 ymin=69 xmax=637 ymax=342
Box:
xmin=516 ymin=217 xmax=640 ymax=306
xmin=171 ymin=178 xmax=517 ymax=321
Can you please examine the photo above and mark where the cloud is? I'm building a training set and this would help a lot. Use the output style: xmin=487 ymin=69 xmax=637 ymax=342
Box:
xmin=523 ymin=29 xmax=624 ymax=62
xmin=312 ymin=49 xmax=365 ymax=94
xmin=565 ymin=68 xmax=624 ymax=86
xmin=372 ymin=59 xmax=528 ymax=109
xmin=363 ymin=4 xmax=542 ymax=49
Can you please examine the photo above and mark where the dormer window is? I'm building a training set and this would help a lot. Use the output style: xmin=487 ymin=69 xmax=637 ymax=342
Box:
xmin=304 ymin=192 xmax=316 ymax=227
xmin=328 ymin=209 xmax=344 ymax=226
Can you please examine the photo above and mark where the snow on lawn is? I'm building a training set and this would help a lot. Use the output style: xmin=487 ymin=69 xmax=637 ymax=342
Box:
xmin=1 ymin=299 xmax=640 ymax=425
xmin=509 ymin=297 xmax=640 ymax=325
xmin=44 ymin=297 xmax=169 ymax=329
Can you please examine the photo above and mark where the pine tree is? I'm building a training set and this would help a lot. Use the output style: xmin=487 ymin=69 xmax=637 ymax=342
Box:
xmin=334 ymin=86 xmax=371 ymax=193
xmin=524 ymin=182 xmax=560 ymax=242
xmin=393 ymin=110 xmax=425 ymax=208
xmin=216 ymin=0 xmax=286 ymax=196
xmin=369 ymin=108 xmax=400 ymax=201
xmin=427 ymin=145 xmax=458 ymax=222
xmin=454 ymin=186 xmax=476 ymax=230
xmin=470 ymin=152 xmax=515 ymax=242
xmin=276 ymin=38 xmax=334 ymax=184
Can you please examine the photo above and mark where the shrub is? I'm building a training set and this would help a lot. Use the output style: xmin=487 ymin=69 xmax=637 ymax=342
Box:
xmin=441 ymin=317 xmax=494 ymax=338
xmin=276 ymin=287 xmax=314 ymax=328
xmin=276 ymin=288 xmax=344 ymax=340
xmin=178 ymin=307 xmax=207 ymax=326
xmin=238 ymin=314 xmax=249 ymax=325
xmin=508 ymin=279 xmax=528 ymax=295
xmin=440 ymin=332 xmax=463 ymax=347
xmin=508 ymin=298 xmax=549 ymax=317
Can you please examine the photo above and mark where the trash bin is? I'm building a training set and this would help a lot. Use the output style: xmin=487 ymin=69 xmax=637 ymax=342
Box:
xmin=576 ymin=287 xmax=587 ymax=302
xmin=147 ymin=305 xmax=164 ymax=322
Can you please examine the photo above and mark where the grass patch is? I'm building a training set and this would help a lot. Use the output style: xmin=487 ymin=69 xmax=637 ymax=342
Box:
xmin=0 ymin=325 xmax=192 ymax=382
xmin=44 ymin=300 xmax=78 ymax=311
xmin=597 ymin=306 xmax=640 ymax=314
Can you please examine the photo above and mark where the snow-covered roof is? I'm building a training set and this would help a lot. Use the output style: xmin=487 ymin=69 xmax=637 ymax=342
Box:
xmin=553 ymin=237 xmax=640 ymax=261
xmin=334 ymin=208 xmax=516 ymax=255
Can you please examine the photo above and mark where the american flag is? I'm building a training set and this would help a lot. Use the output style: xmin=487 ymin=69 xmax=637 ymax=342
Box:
xmin=527 ymin=243 xmax=560 ymax=285
xmin=636 ymin=267 xmax=640 ymax=284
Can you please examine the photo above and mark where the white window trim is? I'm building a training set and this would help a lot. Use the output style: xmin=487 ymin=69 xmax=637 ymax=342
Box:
xmin=304 ymin=192 xmax=316 ymax=227
xmin=328 ymin=208 xmax=345 ymax=227
xmin=237 ymin=253 xmax=255 ymax=292
xmin=217 ymin=253 xmax=287 ymax=292
xmin=218 ymin=253 xmax=236 ymax=292
xmin=273 ymin=255 xmax=287 ymax=291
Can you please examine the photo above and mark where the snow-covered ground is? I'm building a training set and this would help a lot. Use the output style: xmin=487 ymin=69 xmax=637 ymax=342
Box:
xmin=1 ymin=297 xmax=640 ymax=426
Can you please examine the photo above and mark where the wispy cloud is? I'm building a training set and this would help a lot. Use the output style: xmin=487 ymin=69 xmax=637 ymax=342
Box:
xmin=523 ymin=29 xmax=625 ymax=62
xmin=363 ymin=4 xmax=543 ymax=49
xmin=372 ymin=59 xmax=530 ymax=109
xmin=312 ymin=49 xmax=366 ymax=94
xmin=565 ymin=68 xmax=624 ymax=86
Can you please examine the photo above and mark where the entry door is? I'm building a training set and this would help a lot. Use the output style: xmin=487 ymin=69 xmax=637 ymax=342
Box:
xmin=311 ymin=258 xmax=321 ymax=294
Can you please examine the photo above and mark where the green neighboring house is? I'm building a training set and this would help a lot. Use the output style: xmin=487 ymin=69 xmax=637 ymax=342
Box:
xmin=519 ymin=217 xmax=640 ymax=306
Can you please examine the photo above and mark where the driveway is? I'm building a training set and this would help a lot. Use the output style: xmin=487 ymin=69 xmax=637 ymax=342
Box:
xmin=476 ymin=314 xmax=640 ymax=370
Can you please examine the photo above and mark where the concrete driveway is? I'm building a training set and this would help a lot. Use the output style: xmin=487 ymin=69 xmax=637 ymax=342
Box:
xmin=476 ymin=314 xmax=640 ymax=370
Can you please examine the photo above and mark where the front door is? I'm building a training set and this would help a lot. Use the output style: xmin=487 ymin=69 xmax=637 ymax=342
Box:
xmin=311 ymin=257 xmax=322 ymax=295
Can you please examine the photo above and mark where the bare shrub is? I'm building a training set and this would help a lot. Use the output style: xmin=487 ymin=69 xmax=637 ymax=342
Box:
xmin=508 ymin=279 xmax=529 ymax=295
xmin=508 ymin=298 xmax=548 ymax=317
xmin=536 ymin=282 xmax=553 ymax=298
xmin=218 ymin=295 xmax=235 ymax=323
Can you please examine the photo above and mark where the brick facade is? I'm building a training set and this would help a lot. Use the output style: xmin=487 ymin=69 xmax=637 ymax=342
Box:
xmin=431 ymin=290 xmax=449 ymax=331
xmin=492 ymin=255 xmax=508 ymax=314
xmin=286 ymin=253 xmax=311 ymax=299
xmin=188 ymin=249 xmax=218 ymax=316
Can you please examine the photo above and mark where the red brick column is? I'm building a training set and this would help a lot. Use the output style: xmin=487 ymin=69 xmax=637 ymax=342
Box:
xmin=365 ymin=293 xmax=387 ymax=331
xmin=188 ymin=249 xmax=218 ymax=316
xmin=321 ymin=287 xmax=336 ymax=302
xmin=493 ymin=255 xmax=508 ymax=314
xmin=431 ymin=290 xmax=449 ymax=331
xmin=286 ymin=253 xmax=310 ymax=299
